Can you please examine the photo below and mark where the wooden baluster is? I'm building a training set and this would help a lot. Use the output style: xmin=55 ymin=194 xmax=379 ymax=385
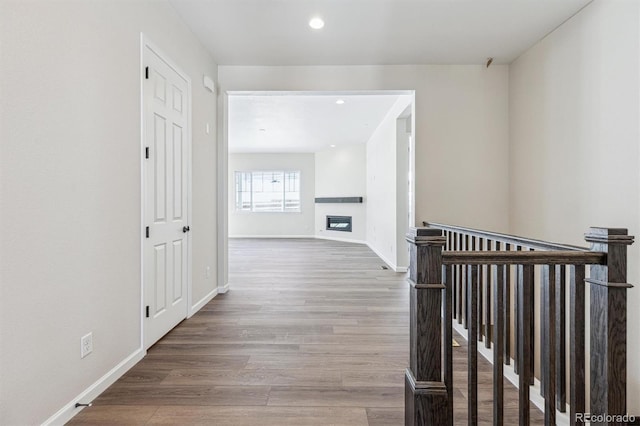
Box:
xmin=539 ymin=254 xmax=545 ymax=397
xmin=504 ymin=243 xmax=511 ymax=366
xmin=405 ymin=227 xmax=449 ymax=426
xmin=463 ymin=235 xmax=469 ymax=330
xmin=485 ymin=240 xmax=493 ymax=349
xmin=444 ymin=265 xmax=454 ymax=426
xmin=468 ymin=264 xmax=479 ymax=426
xmin=529 ymin=249 xmax=535 ymax=385
xmin=447 ymin=231 xmax=456 ymax=318
xmin=570 ymin=264 xmax=586 ymax=426
xmin=513 ymin=246 xmax=522 ymax=374
xmin=585 ymin=228 xmax=634 ymax=425
xmin=493 ymin=264 xmax=504 ymax=426
xmin=518 ymin=265 xmax=534 ymax=426
xmin=477 ymin=237 xmax=484 ymax=343
xmin=542 ymin=265 xmax=556 ymax=426
xmin=556 ymin=265 xmax=566 ymax=413
xmin=457 ymin=233 xmax=463 ymax=324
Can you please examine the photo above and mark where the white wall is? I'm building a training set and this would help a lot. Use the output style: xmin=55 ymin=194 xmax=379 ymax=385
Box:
xmin=366 ymin=96 xmax=413 ymax=270
xmin=0 ymin=1 xmax=218 ymax=424
xmin=219 ymin=66 xmax=510 ymax=230
xmin=228 ymin=153 xmax=315 ymax=237
xmin=315 ymin=145 xmax=367 ymax=243
xmin=509 ymin=0 xmax=640 ymax=412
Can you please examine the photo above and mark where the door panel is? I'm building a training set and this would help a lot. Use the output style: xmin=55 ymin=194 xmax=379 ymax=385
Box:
xmin=172 ymin=239 xmax=184 ymax=303
xmin=172 ymin=124 xmax=183 ymax=220
xmin=143 ymin=44 xmax=190 ymax=349
xmin=154 ymin=113 xmax=167 ymax=222
xmin=154 ymin=243 xmax=167 ymax=315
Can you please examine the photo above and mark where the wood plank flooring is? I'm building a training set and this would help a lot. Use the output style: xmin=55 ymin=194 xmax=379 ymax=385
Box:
xmin=69 ymin=238 xmax=542 ymax=425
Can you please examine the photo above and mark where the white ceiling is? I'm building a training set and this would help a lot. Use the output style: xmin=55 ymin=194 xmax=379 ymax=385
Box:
xmin=228 ymin=93 xmax=409 ymax=153
xmin=173 ymin=0 xmax=591 ymax=154
xmin=168 ymin=0 xmax=591 ymax=65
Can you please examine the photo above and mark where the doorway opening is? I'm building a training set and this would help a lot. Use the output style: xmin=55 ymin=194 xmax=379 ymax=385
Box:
xmin=220 ymin=90 xmax=415 ymax=288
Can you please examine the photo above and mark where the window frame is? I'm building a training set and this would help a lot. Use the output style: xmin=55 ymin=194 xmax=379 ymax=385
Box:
xmin=234 ymin=170 xmax=301 ymax=213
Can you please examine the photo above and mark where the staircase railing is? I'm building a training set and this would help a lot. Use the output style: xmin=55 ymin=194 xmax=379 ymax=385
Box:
xmin=405 ymin=222 xmax=634 ymax=426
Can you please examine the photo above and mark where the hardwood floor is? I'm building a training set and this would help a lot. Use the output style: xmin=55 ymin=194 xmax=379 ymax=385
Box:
xmin=69 ymin=238 xmax=542 ymax=425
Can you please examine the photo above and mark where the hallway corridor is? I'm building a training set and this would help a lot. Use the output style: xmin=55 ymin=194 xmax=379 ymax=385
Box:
xmin=69 ymin=239 xmax=541 ymax=425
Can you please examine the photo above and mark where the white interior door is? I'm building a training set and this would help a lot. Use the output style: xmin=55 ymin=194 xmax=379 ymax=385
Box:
xmin=142 ymin=42 xmax=190 ymax=349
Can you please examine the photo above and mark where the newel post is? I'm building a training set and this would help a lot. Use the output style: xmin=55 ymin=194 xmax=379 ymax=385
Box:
xmin=585 ymin=228 xmax=634 ymax=425
xmin=405 ymin=227 xmax=449 ymax=426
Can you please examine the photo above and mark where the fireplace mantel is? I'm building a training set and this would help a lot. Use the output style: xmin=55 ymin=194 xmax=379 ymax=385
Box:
xmin=314 ymin=197 xmax=363 ymax=204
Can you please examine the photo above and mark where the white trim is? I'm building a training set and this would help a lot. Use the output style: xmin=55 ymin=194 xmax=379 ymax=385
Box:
xmin=140 ymin=33 xmax=193 ymax=349
xmin=189 ymin=288 xmax=218 ymax=317
xmin=452 ymin=322 xmax=570 ymax=426
xmin=186 ymin=65 xmax=193 ymax=325
xmin=315 ymin=235 xmax=366 ymax=245
xmin=219 ymin=283 xmax=230 ymax=294
xmin=217 ymin=91 xmax=228 ymax=310
xmin=229 ymin=235 xmax=316 ymax=239
xmin=42 ymin=348 xmax=145 ymax=426
xmin=227 ymin=89 xmax=415 ymax=97
xmin=139 ymin=34 xmax=145 ymax=351
xmin=366 ymin=242 xmax=408 ymax=272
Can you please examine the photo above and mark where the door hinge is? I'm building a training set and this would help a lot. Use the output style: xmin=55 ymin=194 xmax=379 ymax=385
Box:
xmin=145 ymin=66 xmax=149 ymax=79
xmin=145 ymin=147 xmax=149 ymax=159
xmin=145 ymin=226 xmax=150 ymax=238
xmin=145 ymin=306 xmax=150 ymax=318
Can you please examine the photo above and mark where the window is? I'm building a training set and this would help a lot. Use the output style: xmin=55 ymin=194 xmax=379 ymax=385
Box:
xmin=235 ymin=171 xmax=301 ymax=212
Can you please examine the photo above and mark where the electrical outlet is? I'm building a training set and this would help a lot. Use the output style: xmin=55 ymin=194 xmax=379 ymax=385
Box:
xmin=205 ymin=266 xmax=211 ymax=279
xmin=81 ymin=332 xmax=93 ymax=358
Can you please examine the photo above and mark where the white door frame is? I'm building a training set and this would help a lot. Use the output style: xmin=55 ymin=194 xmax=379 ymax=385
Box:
xmin=139 ymin=33 xmax=193 ymax=350
xmin=220 ymin=90 xmax=416 ymax=287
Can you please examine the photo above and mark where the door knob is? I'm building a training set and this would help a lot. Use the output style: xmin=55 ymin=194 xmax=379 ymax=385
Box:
xmin=182 ymin=226 xmax=190 ymax=233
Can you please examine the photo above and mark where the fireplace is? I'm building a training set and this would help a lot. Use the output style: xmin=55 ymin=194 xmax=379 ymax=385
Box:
xmin=326 ymin=215 xmax=352 ymax=232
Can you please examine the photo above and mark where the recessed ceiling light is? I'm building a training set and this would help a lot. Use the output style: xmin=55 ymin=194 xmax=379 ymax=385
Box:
xmin=336 ymin=99 xmax=344 ymax=105
xmin=309 ymin=17 xmax=324 ymax=30
xmin=330 ymin=144 xmax=336 ymax=148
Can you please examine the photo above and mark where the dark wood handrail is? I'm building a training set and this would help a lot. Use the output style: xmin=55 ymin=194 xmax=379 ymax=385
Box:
xmin=405 ymin=224 xmax=633 ymax=426
xmin=442 ymin=250 xmax=606 ymax=265
xmin=423 ymin=221 xmax=589 ymax=252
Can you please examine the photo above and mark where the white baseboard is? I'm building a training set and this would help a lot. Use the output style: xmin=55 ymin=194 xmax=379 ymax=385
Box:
xmin=218 ymin=283 xmax=230 ymax=293
xmin=452 ymin=322 xmax=570 ymax=425
xmin=366 ymin=243 xmax=408 ymax=273
xmin=189 ymin=287 xmax=218 ymax=317
xmin=229 ymin=235 xmax=316 ymax=239
xmin=315 ymin=235 xmax=366 ymax=245
xmin=366 ymin=242 xmax=395 ymax=270
xmin=42 ymin=348 xmax=145 ymax=426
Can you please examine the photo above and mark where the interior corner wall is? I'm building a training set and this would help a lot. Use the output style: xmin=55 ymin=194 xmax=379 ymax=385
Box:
xmin=228 ymin=153 xmax=315 ymax=237
xmin=315 ymin=145 xmax=367 ymax=243
xmin=508 ymin=0 xmax=640 ymax=412
xmin=366 ymin=96 xmax=413 ymax=270
xmin=396 ymin=113 xmax=412 ymax=269
xmin=0 ymin=1 xmax=218 ymax=424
